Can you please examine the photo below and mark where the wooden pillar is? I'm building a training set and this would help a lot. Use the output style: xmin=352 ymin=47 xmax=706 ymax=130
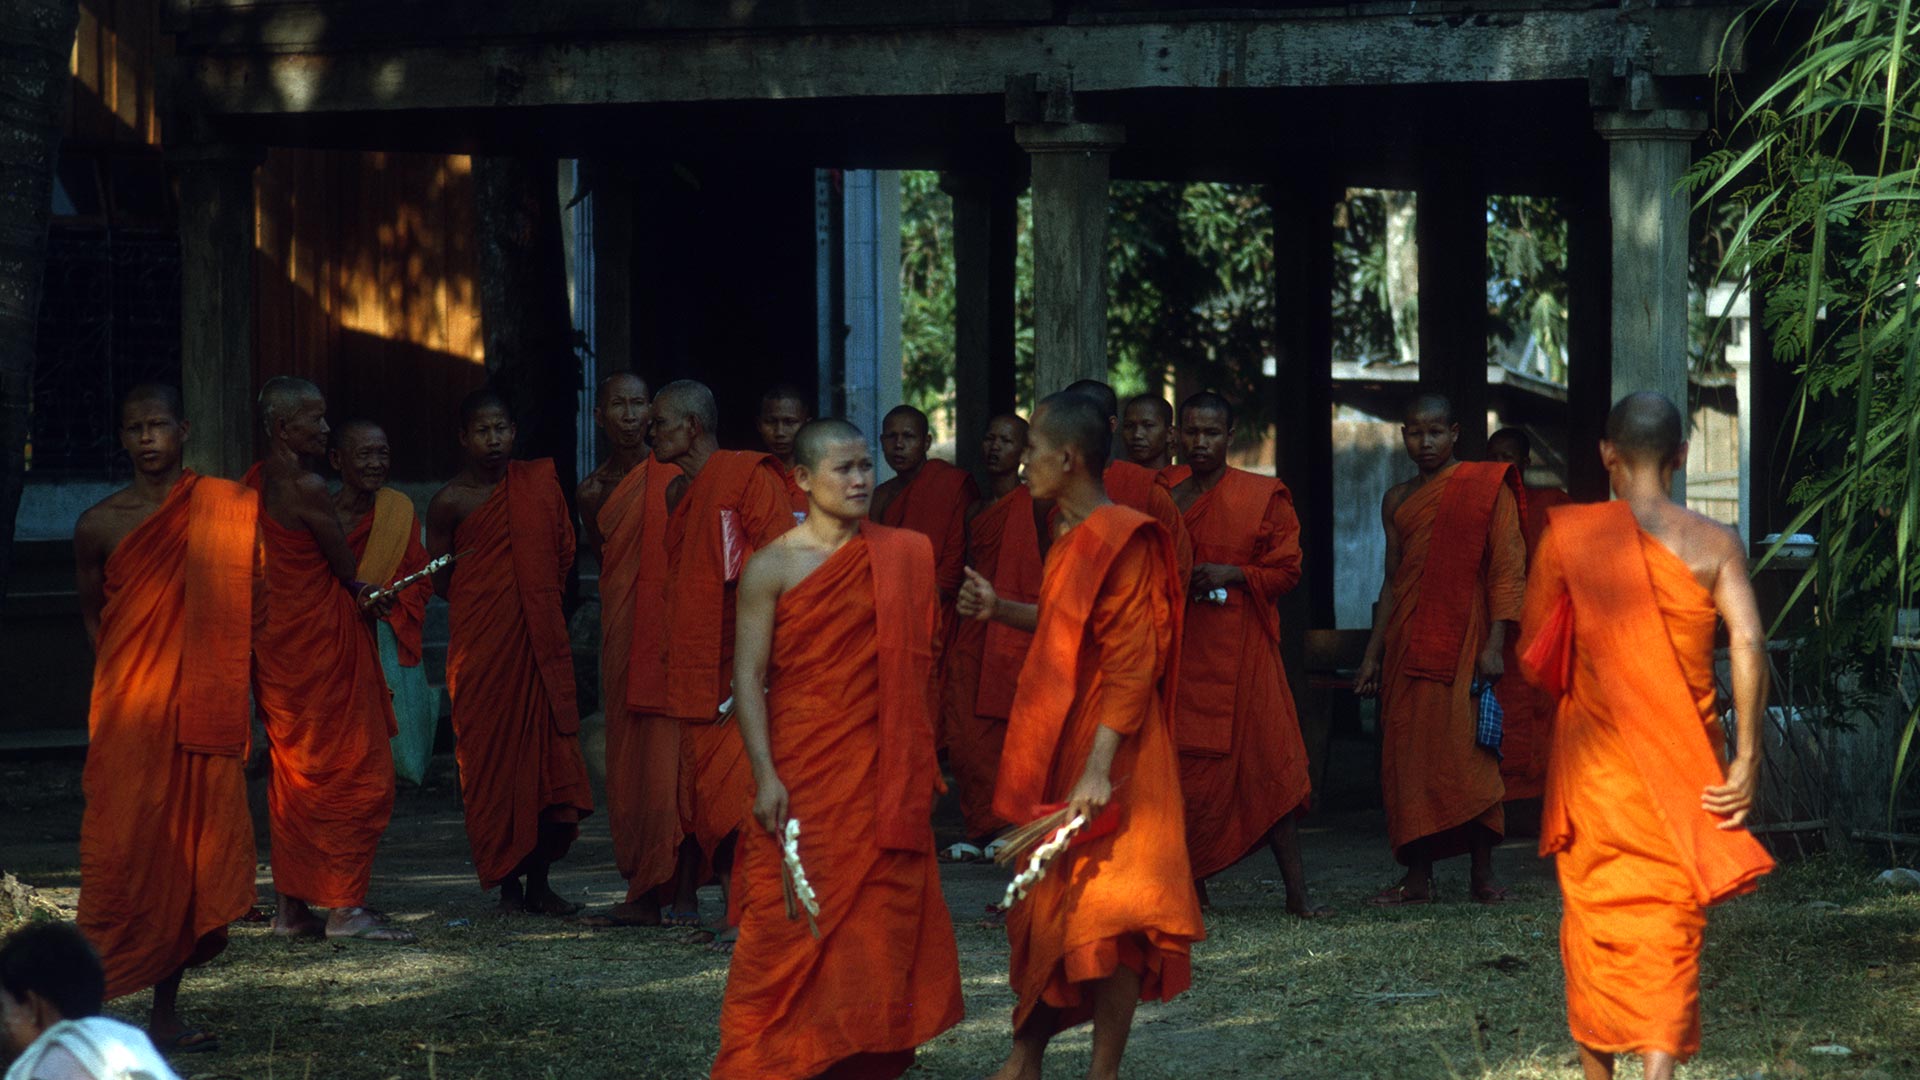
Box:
xmin=591 ymin=163 xmax=634 ymax=377
xmin=1417 ymin=168 xmax=1488 ymax=451
xmin=174 ymin=144 xmax=262 ymax=479
xmin=943 ymin=171 xmax=1019 ymax=472
xmin=1565 ymin=168 xmax=1613 ymax=502
xmin=1016 ymin=123 xmax=1122 ymax=401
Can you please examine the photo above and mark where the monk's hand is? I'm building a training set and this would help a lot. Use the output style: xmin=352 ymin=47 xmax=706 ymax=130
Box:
xmin=1475 ymin=642 xmax=1505 ymax=681
xmin=1703 ymin=755 xmax=1757 ymax=829
xmin=753 ymin=772 xmax=790 ymax=836
xmin=1353 ymin=655 xmax=1382 ymax=698
xmin=360 ymin=588 xmax=396 ymax=619
xmin=958 ymin=566 xmax=998 ymax=622
xmin=1066 ymin=764 xmax=1112 ymax=825
xmin=1189 ymin=563 xmax=1242 ymax=599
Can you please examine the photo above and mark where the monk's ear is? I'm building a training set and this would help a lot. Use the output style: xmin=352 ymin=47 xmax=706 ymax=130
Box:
xmin=793 ymin=465 xmax=812 ymax=493
xmin=1671 ymin=440 xmax=1691 ymax=474
xmin=1597 ymin=439 xmax=1619 ymax=471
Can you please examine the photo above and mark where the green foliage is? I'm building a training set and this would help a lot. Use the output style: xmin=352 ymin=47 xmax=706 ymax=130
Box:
xmin=1486 ymin=196 xmax=1570 ymax=383
xmin=1686 ymin=0 xmax=1920 ymax=812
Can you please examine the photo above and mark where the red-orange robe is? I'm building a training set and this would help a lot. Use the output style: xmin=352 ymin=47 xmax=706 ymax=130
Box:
xmin=879 ymin=459 xmax=979 ymax=746
xmin=248 ymin=464 xmax=397 ymax=908
xmin=446 ymin=459 xmax=595 ymax=887
xmin=1054 ymin=460 xmax=1193 ymax=584
xmin=1379 ymin=461 xmax=1526 ymax=863
xmin=713 ymin=524 xmax=964 ymax=1079
xmin=663 ymin=450 xmax=797 ymax=864
xmin=774 ymin=460 xmax=809 ymax=516
xmin=942 ymin=485 xmax=1043 ymax=839
xmin=599 ymin=456 xmax=684 ymax=902
xmin=78 ymin=472 xmax=257 ymax=1000
xmin=1522 ymin=502 xmax=1773 ymax=1060
xmin=346 ymin=488 xmax=430 ymax=667
xmin=1497 ymin=485 xmax=1574 ymax=801
xmin=995 ymin=506 xmax=1205 ymax=1035
xmin=1174 ymin=468 xmax=1313 ymax=879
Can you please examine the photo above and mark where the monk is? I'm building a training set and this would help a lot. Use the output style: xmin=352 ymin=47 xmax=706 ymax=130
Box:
xmin=942 ymin=413 xmax=1039 ymax=850
xmin=1487 ymin=426 xmax=1576 ymax=810
xmin=959 ymin=392 xmax=1204 ymax=1080
xmin=1520 ymin=392 xmax=1772 ymax=1080
xmin=650 ymin=379 xmax=797 ymax=944
xmin=714 ymin=418 xmax=964 ymax=1079
xmin=756 ymin=384 xmax=813 ymax=516
xmin=249 ymin=377 xmax=411 ymax=942
xmin=1354 ymin=393 xmax=1526 ymax=905
xmin=1166 ymin=392 xmax=1325 ymax=916
xmin=1058 ymin=380 xmax=1192 ymax=581
xmin=332 ymin=420 xmax=437 ymax=786
xmin=72 ymin=384 xmax=256 ymax=1051
xmin=1120 ymin=393 xmax=1174 ymax=471
xmin=427 ymin=389 xmax=595 ymax=915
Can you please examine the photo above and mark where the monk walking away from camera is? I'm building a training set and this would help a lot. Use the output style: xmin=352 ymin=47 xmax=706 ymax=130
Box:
xmin=1120 ymin=393 xmax=1175 ymax=472
xmin=1354 ymin=393 xmax=1526 ymax=905
xmin=71 ymin=384 xmax=256 ymax=1052
xmin=1486 ymin=426 xmax=1575 ymax=806
xmin=576 ymin=372 xmax=684 ymax=929
xmin=713 ymin=419 xmax=964 ymax=1080
xmin=332 ymin=420 xmax=437 ymax=787
xmin=652 ymin=380 xmax=797 ymax=942
xmin=248 ymin=377 xmax=411 ymax=942
xmin=428 ymin=389 xmax=595 ymax=914
xmin=757 ymin=385 xmax=814 ymax=517
xmin=1520 ymin=393 xmax=1772 ymax=1080
xmin=1166 ymin=392 xmax=1325 ymax=916
xmin=959 ymin=392 xmax=1204 ymax=1080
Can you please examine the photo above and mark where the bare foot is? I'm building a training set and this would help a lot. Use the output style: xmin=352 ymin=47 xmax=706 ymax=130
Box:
xmin=520 ymin=884 xmax=582 ymax=917
xmin=326 ymin=906 xmax=417 ymax=942
xmin=271 ymin=897 xmax=324 ymax=939
xmin=706 ymin=926 xmax=738 ymax=955
xmin=575 ymin=900 xmax=663 ymax=928
xmin=497 ymin=878 xmax=526 ymax=914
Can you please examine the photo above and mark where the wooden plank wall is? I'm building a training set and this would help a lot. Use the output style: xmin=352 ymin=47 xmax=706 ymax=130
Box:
xmin=253 ymin=149 xmax=488 ymax=480
xmin=67 ymin=0 xmax=163 ymax=149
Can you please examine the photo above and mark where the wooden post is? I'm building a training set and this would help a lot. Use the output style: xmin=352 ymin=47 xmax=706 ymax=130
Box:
xmin=173 ymin=144 xmax=262 ymax=479
xmin=943 ymin=171 xmax=1017 ymax=471
xmin=1016 ymin=123 xmax=1122 ymax=401
xmin=1565 ymin=168 xmax=1612 ymax=502
xmin=1417 ymin=168 xmax=1488 ymax=451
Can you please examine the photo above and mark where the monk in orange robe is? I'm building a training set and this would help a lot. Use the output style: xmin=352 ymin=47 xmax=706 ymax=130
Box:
xmin=332 ymin=420 xmax=437 ymax=786
xmin=1121 ymin=392 xmax=1174 ymax=471
xmin=1487 ymin=426 xmax=1576 ymax=807
xmin=715 ymin=419 xmax=964 ymax=1079
xmin=1167 ymin=392 xmax=1324 ymax=915
xmin=248 ymin=377 xmax=411 ymax=942
xmin=575 ymin=372 xmax=685 ymax=928
xmin=960 ymin=392 xmax=1204 ymax=1080
xmin=1058 ymin=380 xmax=1193 ymax=582
xmin=650 ymin=379 xmax=797 ymax=942
xmin=1355 ymin=393 xmax=1526 ymax=905
xmin=428 ymin=389 xmax=595 ymax=915
xmin=756 ymin=384 xmax=813 ymax=517
xmin=1520 ymin=392 xmax=1771 ymax=1080
xmin=942 ymin=413 xmax=1038 ymax=847
xmin=72 ymin=384 xmax=256 ymax=1051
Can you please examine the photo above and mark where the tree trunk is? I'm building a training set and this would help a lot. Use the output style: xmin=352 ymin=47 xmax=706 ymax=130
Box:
xmin=1382 ymin=189 xmax=1420 ymax=367
xmin=0 ymin=0 xmax=80 ymax=603
xmin=474 ymin=156 xmax=581 ymax=503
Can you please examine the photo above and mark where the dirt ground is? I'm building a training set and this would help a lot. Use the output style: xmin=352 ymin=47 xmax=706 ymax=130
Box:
xmin=3 ymin=752 xmax=1916 ymax=1080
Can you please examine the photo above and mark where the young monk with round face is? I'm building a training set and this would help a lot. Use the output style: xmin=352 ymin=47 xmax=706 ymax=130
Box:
xmin=1120 ymin=393 xmax=1174 ymax=471
xmin=959 ymin=393 xmax=1204 ymax=1080
xmin=713 ymin=419 xmax=964 ymax=1079
xmin=755 ymin=385 xmax=813 ymax=516
xmin=1354 ymin=393 xmax=1526 ymax=905
xmin=1520 ymin=392 xmax=1771 ymax=1080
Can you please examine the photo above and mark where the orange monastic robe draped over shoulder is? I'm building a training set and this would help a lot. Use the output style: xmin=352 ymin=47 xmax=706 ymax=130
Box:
xmin=79 ymin=472 xmax=257 ymax=1000
xmin=880 ymin=459 xmax=979 ymax=743
xmin=446 ymin=459 xmax=595 ymax=887
xmin=247 ymin=465 xmax=396 ymax=909
xmin=942 ymin=485 xmax=1043 ymax=839
xmin=1522 ymin=503 xmax=1773 ymax=1060
xmin=1379 ymin=462 xmax=1526 ymax=863
xmin=599 ymin=456 xmax=684 ymax=902
xmin=995 ymin=506 xmax=1205 ymax=1036
xmin=664 ymin=450 xmax=797 ymax=863
xmin=713 ymin=525 xmax=964 ymax=1080
xmin=346 ymin=489 xmax=430 ymax=667
xmin=1174 ymin=468 xmax=1313 ymax=879
xmin=774 ymin=461 xmax=809 ymax=516
xmin=1497 ymin=485 xmax=1575 ymax=801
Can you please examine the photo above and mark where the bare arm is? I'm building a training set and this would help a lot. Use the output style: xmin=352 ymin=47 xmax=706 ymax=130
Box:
xmin=1704 ymin=531 xmax=1768 ymax=828
xmin=425 ymin=488 xmax=458 ymax=598
xmin=957 ymin=566 xmax=1038 ymax=632
xmin=576 ymin=477 xmax=608 ymax=561
xmin=733 ymin=547 xmax=786 ymax=834
xmin=73 ymin=511 xmax=108 ymax=651
xmin=1354 ymin=487 xmax=1405 ymax=697
xmin=290 ymin=473 xmax=360 ymax=587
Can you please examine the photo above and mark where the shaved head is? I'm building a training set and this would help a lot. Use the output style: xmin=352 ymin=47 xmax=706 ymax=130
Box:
xmin=596 ymin=371 xmax=649 ymax=406
xmin=330 ymin=417 xmax=385 ymax=450
xmin=1034 ymin=391 xmax=1110 ymax=475
xmin=1063 ymin=379 xmax=1119 ymax=420
xmin=1123 ymin=393 xmax=1172 ymax=424
xmin=794 ymin=418 xmax=865 ymax=469
xmin=655 ymin=379 xmax=719 ymax=434
xmin=1179 ymin=390 xmax=1235 ymax=429
xmin=119 ymin=383 xmax=184 ymax=424
xmin=1605 ymin=391 xmax=1685 ymax=464
xmin=882 ymin=404 xmax=928 ymax=437
xmin=1487 ymin=427 xmax=1531 ymax=459
xmin=1405 ymin=393 xmax=1455 ymax=425
xmin=761 ymin=383 xmax=811 ymax=413
xmin=258 ymin=375 xmax=322 ymax=433
xmin=459 ymin=388 xmax=513 ymax=428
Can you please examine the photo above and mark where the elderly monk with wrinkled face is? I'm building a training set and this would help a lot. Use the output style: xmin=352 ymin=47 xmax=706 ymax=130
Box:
xmin=248 ymin=376 xmax=411 ymax=943
xmin=713 ymin=418 xmax=963 ymax=1079
xmin=72 ymin=384 xmax=256 ymax=1053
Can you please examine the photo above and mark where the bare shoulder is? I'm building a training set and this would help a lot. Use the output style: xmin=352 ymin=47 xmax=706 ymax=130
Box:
xmin=291 ymin=468 xmax=331 ymax=504
xmin=1382 ymin=479 xmax=1417 ymax=516
xmin=428 ymin=475 xmax=487 ymax=530
xmin=1683 ymin=507 xmax=1747 ymax=567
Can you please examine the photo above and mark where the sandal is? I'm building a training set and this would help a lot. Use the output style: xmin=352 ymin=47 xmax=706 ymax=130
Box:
xmin=1365 ymin=884 xmax=1433 ymax=907
xmin=939 ymin=842 xmax=984 ymax=864
xmin=663 ymin=908 xmax=702 ymax=929
xmin=1472 ymin=885 xmax=1517 ymax=905
xmin=155 ymin=1029 xmax=220 ymax=1055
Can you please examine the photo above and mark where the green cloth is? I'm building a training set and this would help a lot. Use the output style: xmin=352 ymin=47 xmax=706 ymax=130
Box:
xmin=377 ymin=621 xmax=437 ymax=785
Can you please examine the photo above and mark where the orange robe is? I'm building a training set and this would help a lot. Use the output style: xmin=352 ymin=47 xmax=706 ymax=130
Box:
xmin=1522 ymin=502 xmax=1773 ymax=1059
xmin=943 ymin=485 xmax=1043 ymax=839
xmin=995 ymin=506 xmax=1205 ymax=1035
xmin=346 ymin=489 xmax=430 ymax=667
xmin=248 ymin=465 xmax=397 ymax=908
xmin=713 ymin=524 xmax=964 ymax=1079
xmin=446 ymin=459 xmax=595 ymax=887
xmin=774 ymin=460 xmax=809 ymax=516
xmin=664 ymin=450 xmax=797 ymax=863
xmin=78 ymin=472 xmax=257 ymax=1000
xmin=1379 ymin=462 xmax=1526 ymax=863
xmin=1497 ymin=485 xmax=1574 ymax=801
xmin=599 ymin=456 xmax=684 ymax=902
xmin=1051 ymin=460 xmax=1193 ymax=584
xmin=879 ymin=459 xmax=978 ymax=746
xmin=1174 ymin=468 xmax=1313 ymax=879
